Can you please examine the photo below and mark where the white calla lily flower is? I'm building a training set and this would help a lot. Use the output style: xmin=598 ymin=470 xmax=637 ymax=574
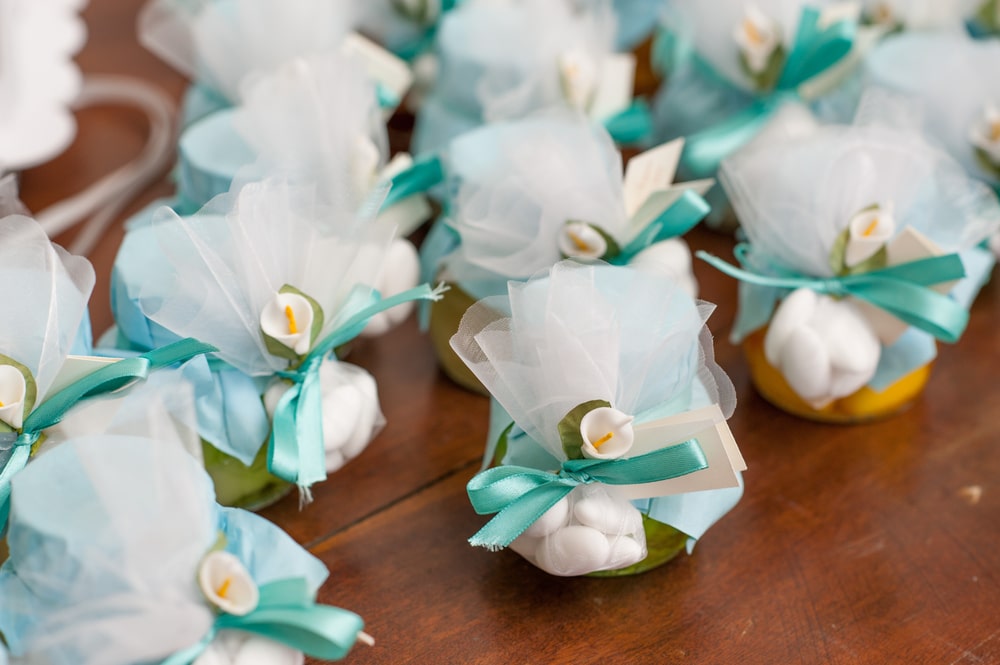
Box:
xmin=970 ymin=105 xmax=1000 ymax=166
xmin=845 ymin=202 xmax=895 ymax=267
xmin=558 ymin=222 xmax=607 ymax=260
xmin=198 ymin=551 xmax=259 ymax=616
xmin=558 ymin=49 xmax=599 ymax=111
xmin=579 ymin=407 xmax=635 ymax=460
xmin=260 ymin=292 xmax=314 ymax=355
xmin=0 ymin=365 xmax=27 ymax=430
xmin=733 ymin=4 xmax=781 ymax=75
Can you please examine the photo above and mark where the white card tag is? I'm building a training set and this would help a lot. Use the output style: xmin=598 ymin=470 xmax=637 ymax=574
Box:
xmin=614 ymin=404 xmax=746 ymax=500
xmin=589 ymin=53 xmax=635 ymax=122
xmin=622 ymin=138 xmax=684 ymax=219
xmin=852 ymin=226 xmax=959 ymax=346
xmin=341 ymin=33 xmax=413 ymax=112
xmin=623 ymin=179 xmax=714 ymax=245
xmin=48 ymin=355 xmax=121 ymax=397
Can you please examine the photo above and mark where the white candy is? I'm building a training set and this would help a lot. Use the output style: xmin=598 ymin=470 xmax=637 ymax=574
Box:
xmin=765 ymin=288 xmax=882 ymax=407
xmin=522 ymin=497 xmax=569 ymax=538
xmin=628 ymin=239 xmax=698 ymax=298
xmin=318 ymin=361 xmax=381 ymax=467
xmin=361 ymin=239 xmax=421 ymax=337
xmin=535 ymin=525 xmax=612 ymax=576
xmin=573 ymin=496 xmax=642 ymax=535
xmin=263 ymin=360 xmax=382 ymax=472
xmin=605 ymin=535 xmax=645 ymax=570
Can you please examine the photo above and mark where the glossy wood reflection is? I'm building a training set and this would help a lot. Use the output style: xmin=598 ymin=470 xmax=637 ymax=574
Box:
xmin=17 ymin=2 xmax=1000 ymax=664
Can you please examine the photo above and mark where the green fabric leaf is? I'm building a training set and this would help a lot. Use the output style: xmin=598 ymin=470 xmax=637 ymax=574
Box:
xmin=740 ymin=44 xmax=786 ymax=92
xmin=975 ymin=147 xmax=1000 ymax=180
xmin=975 ymin=0 xmax=999 ymax=31
xmin=0 ymin=353 xmax=37 ymax=428
xmin=491 ymin=422 xmax=515 ymax=468
xmin=558 ymin=399 xmax=611 ymax=460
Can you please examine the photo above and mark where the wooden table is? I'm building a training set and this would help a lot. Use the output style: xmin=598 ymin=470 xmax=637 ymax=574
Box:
xmin=18 ymin=2 xmax=1000 ymax=663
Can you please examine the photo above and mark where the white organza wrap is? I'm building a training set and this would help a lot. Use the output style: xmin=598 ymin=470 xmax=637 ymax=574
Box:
xmin=439 ymin=0 xmax=616 ymax=121
xmin=665 ymin=0 xmax=854 ymax=93
xmin=138 ymin=0 xmax=357 ymax=102
xmin=863 ymin=31 xmax=1000 ymax=186
xmin=232 ymin=51 xmax=386 ymax=208
xmin=443 ymin=110 xmax=626 ymax=285
xmin=721 ymin=101 xmax=999 ymax=278
xmin=131 ymin=179 xmax=391 ymax=378
xmin=0 ymin=215 xmax=94 ymax=405
xmin=451 ymin=261 xmax=736 ymax=575
xmin=0 ymin=432 xmax=328 ymax=665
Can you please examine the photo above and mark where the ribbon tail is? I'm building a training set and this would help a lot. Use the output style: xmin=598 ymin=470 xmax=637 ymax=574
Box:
xmin=0 ymin=445 xmax=29 ymax=532
xmin=383 ymin=155 xmax=444 ymax=208
xmin=680 ymin=99 xmax=782 ymax=179
xmin=850 ymin=281 xmax=969 ymax=343
xmin=141 ymin=338 xmax=218 ymax=369
xmin=219 ymin=605 xmax=365 ymax=661
xmin=603 ymin=99 xmax=652 ymax=146
xmin=268 ymin=384 xmax=303 ymax=485
xmin=294 ymin=369 xmax=327 ymax=492
xmin=468 ymin=483 xmax=576 ymax=551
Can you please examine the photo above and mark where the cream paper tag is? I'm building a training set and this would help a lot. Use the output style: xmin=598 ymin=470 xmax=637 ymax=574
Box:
xmin=614 ymin=404 xmax=746 ymax=500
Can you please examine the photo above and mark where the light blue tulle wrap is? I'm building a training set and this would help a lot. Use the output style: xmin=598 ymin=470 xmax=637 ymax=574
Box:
xmin=0 ymin=436 xmax=326 ymax=663
xmin=107 ymin=224 xmax=271 ymax=465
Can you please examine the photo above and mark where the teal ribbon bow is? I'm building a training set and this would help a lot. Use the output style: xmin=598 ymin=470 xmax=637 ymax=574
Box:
xmin=697 ymin=246 xmax=969 ymax=343
xmin=466 ymin=438 xmax=708 ymax=550
xmin=0 ymin=338 xmax=216 ymax=529
xmin=680 ymin=7 xmax=856 ymax=178
xmin=382 ymin=155 xmax=445 ymax=209
xmin=268 ymin=284 xmax=445 ymax=489
xmin=163 ymin=578 xmax=365 ymax=664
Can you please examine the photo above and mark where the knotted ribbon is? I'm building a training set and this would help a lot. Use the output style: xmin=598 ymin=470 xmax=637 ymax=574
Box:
xmin=466 ymin=437 xmax=708 ymax=550
xmin=0 ymin=338 xmax=217 ymax=530
xmin=163 ymin=577 xmax=365 ymax=664
xmin=697 ymin=246 xmax=969 ymax=343
xmin=268 ymin=284 xmax=446 ymax=489
xmin=678 ymin=7 xmax=856 ymax=178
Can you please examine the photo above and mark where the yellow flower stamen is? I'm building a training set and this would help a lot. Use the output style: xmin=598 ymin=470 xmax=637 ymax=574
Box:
xmin=284 ymin=305 xmax=299 ymax=335
xmin=567 ymin=229 xmax=592 ymax=253
xmin=744 ymin=18 xmax=763 ymax=46
xmin=592 ymin=431 xmax=614 ymax=449
xmin=862 ymin=218 xmax=880 ymax=237
xmin=216 ymin=577 xmax=232 ymax=599
xmin=990 ymin=121 xmax=1000 ymax=142
xmin=0 ymin=400 xmax=5 ymax=407
xmin=874 ymin=4 xmax=892 ymax=23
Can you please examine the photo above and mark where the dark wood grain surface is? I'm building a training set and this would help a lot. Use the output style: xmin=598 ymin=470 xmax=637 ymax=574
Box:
xmin=18 ymin=2 xmax=1000 ymax=663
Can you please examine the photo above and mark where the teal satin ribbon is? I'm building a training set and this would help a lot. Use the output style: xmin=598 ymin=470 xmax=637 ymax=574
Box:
xmin=614 ymin=189 xmax=711 ymax=263
xmin=268 ymin=284 xmax=445 ymax=489
xmin=0 ymin=338 xmax=216 ymax=530
xmin=603 ymin=99 xmax=653 ymax=146
xmin=466 ymin=438 xmax=708 ymax=550
xmin=680 ymin=7 xmax=856 ymax=178
xmin=163 ymin=578 xmax=364 ymax=664
xmin=383 ymin=155 xmax=445 ymax=209
xmin=697 ymin=246 xmax=969 ymax=343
